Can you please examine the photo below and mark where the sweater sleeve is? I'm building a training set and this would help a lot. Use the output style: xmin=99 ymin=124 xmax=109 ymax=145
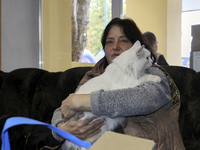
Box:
xmin=51 ymin=107 xmax=65 ymax=141
xmin=90 ymin=67 xmax=171 ymax=118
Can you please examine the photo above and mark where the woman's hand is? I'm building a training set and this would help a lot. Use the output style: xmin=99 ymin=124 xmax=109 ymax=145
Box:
xmin=61 ymin=93 xmax=91 ymax=122
xmin=58 ymin=113 xmax=104 ymax=140
xmin=59 ymin=93 xmax=104 ymax=140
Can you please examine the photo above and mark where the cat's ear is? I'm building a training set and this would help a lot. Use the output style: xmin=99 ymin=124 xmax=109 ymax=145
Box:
xmin=133 ymin=40 xmax=141 ymax=48
xmin=136 ymin=45 xmax=144 ymax=57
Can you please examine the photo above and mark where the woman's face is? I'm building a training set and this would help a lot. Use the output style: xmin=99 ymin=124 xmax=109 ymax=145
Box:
xmin=104 ymin=26 xmax=133 ymax=64
xmin=151 ymin=42 xmax=158 ymax=53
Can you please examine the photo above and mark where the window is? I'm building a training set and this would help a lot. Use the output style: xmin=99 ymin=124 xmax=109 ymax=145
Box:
xmin=181 ymin=0 xmax=200 ymax=68
xmin=80 ymin=0 xmax=126 ymax=63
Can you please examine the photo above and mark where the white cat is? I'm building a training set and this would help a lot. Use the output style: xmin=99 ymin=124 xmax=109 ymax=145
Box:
xmin=63 ymin=40 xmax=161 ymax=150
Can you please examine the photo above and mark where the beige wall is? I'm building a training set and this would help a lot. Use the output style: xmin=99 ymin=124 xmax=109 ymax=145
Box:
xmin=126 ymin=0 xmax=167 ymax=57
xmin=42 ymin=0 xmax=95 ymax=72
xmin=42 ymin=0 xmax=72 ymax=72
xmin=167 ymin=0 xmax=182 ymax=65
xmin=126 ymin=0 xmax=182 ymax=66
xmin=42 ymin=0 xmax=182 ymax=71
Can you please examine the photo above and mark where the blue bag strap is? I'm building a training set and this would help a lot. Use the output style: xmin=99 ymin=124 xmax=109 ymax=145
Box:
xmin=1 ymin=117 xmax=92 ymax=150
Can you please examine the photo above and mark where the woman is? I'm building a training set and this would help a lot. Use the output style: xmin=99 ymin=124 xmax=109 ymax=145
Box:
xmin=52 ymin=18 xmax=185 ymax=149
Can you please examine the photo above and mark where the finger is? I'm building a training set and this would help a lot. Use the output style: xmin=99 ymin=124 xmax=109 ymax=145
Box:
xmin=63 ymin=111 xmax=79 ymax=122
xmin=71 ymin=114 xmax=97 ymax=125
xmin=78 ymin=128 xmax=102 ymax=140
xmin=89 ymin=119 xmax=104 ymax=130
xmin=84 ymin=119 xmax=104 ymax=134
xmin=71 ymin=119 xmax=104 ymax=140
xmin=74 ymin=112 xmax=84 ymax=120
xmin=86 ymin=129 xmax=102 ymax=139
xmin=82 ymin=116 xmax=101 ymax=125
xmin=83 ymin=121 xmax=104 ymax=139
xmin=67 ymin=112 xmax=84 ymax=122
xmin=63 ymin=116 xmax=69 ymax=122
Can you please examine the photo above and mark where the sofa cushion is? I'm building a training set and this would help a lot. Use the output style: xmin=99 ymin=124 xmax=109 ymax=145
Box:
xmin=163 ymin=66 xmax=200 ymax=149
xmin=0 ymin=67 xmax=92 ymax=149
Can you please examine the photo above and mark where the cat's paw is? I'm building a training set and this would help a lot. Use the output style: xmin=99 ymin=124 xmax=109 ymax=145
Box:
xmin=144 ymin=74 xmax=161 ymax=83
xmin=151 ymin=75 xmax=161 ymax=83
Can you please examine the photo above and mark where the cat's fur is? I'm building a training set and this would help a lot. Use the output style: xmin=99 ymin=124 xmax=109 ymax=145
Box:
xmin=63 ymin=40 xmax=161 ymax=150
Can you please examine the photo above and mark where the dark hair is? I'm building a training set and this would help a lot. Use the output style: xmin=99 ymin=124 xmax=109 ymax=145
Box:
xmin=101 ymin=18 xmax=155 ymax=63
xmin=143 ymin=31 xmax=157 ymax=47
xmin=101 ymin=18 xmax=144 ymax=48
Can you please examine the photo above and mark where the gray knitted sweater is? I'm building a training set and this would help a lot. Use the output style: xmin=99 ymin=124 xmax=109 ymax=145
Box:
xmin=90 ymin=67 xmax=171 ymax=118
xmin=51 ymin=66 xmax=171 ymax=142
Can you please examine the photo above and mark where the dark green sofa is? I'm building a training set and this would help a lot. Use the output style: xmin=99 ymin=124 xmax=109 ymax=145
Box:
xmin=0 ymin=66 xmax=199 ymax=150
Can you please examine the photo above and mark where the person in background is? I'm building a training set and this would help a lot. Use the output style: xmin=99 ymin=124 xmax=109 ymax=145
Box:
xmin=51 ymin=18 xmax=184 ymax=150
xmin=143 ymin=31 xmax=169 ymax=66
